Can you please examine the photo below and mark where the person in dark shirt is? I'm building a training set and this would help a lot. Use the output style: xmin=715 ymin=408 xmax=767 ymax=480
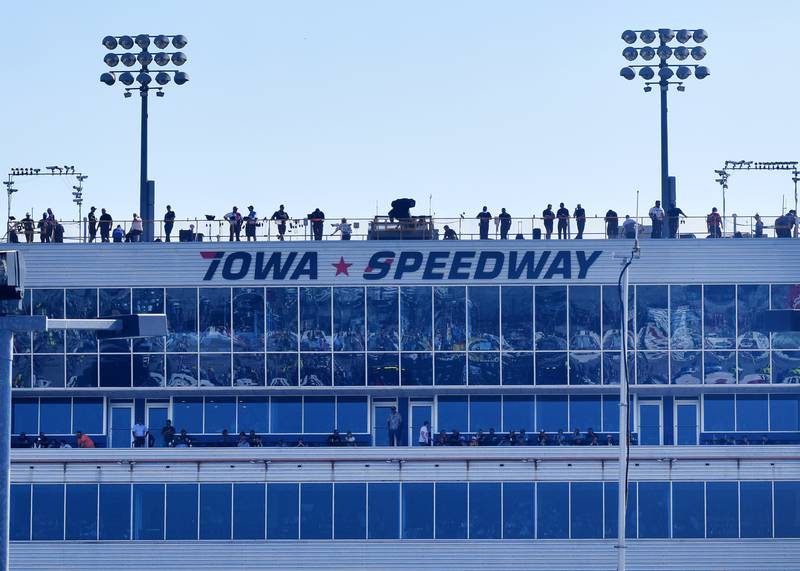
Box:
xmin=53 ymin=220 xmax=65 ymax=243
xmin=161 ymin=420 xmax=176 ymax=447
xmin=516 ymin=429 xmax=528 ymax=446
xmin=244 ymin=206 xmax=259 ymax=242
xmin=327 ymin=429 xmax=343 ymax=447
xmin=667 ymin=203 xmax=686 ymax=238
xmin=542 ymin=204 xmax=555 ymax=239
xmin=476 ymin=206 xmax=492 ymax=239
xmin=586 ymin=428 xmax=598 ymax=446
xmin=17 ymin=433 xmax=32 ymax=448
xmin=498 ymin=208 xmax=512 ymax=240
xmin=20 ymin=213 xmax=34 ymax=243
xmin=163 ymin=205 xmax=176 ymax=242
xmin=482 ymin=428 xmax=499 ymax=446
xmin=572 ymin=427 xmax=583 ymax=445
xmin=706 ymin=207 xmax=722 ymax=238
xmin=271 ymin=205 xmax=289 ymax=241
xmin=447 ymin=429 xmax=464 ymax=446
xmin=556 ymin=203 xmax=570 ymax=239
xmin=537 ymin=430 xmax=548 ymax=446
xmin=604 ymin=209 xmax=619 ymax=239
xmin=308 ymin=208 xmax=325 ymax=241
xmin=434 ymin=430 xmax=447 ymax=446
xmin=37 ymin=212 xmax=49 ymax=243
xmin=573 ymin=204 xmax=586 ymax=239
xmin=442 ymin=225 xmax=458 ymax=240
xmin=99 ymin=208 xmax=113 ymax=242
xmin=87 ymin=207 xmax=97 ymax=243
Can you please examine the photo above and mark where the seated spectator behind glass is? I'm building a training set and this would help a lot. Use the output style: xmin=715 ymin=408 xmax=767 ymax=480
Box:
xmin=345 ymin=431 xmax=356 ymax=446
xmin=502 ymin=430 xmax=517 ymax=446
xmin=327 ymin=429 xmax=343 ymax=447
xmin=161 ymin=420 xmax=176 ymax=447
xmin=761 ymin=434 xmax=768 ymax=445
xmin=742 ymin=435 xmax=750 ymax=445
xmin=175 ymin=429 xmax=192 ymax=448
xmin=586 ymin=428 xmax=598 ymax=446
xmin=481 ymin=428 xmax=498 ymax=446
xmin=606 ymin=434 xmax=614 ymax=446
xmin=572 ymin=428 xmax=583 ymax=445
xmin=447 ymin=430 xmax=464 ymax=446
xmin=248 ymin=430 xmax=263 ymax=447
xmin=538 ymin=430 xmax=548 ymax=446
xmin=59 ymin=440 xmax=72 ymax=448
xmin=295 ymin=438 xmax=306 ymax=447
xmin=434 ymin=430 xmax=447 ymax=446
xmin=220 ymin=429 xmax=233 ymax=447
xmin=17 ymin=433 xmax=32 ymax=448
xmin=34 ymin=432 xmax=49 ymax=449
xmin=517 ymin=429 xmax=528 ymax=446
xmin=76 ymin=431 xmax=95 ymax=448
xmin=556 ymin=429 xmax=565 ymax=446
xmin=470 ymin=430 xmax=484 ymax=446
xmin=237 ymin=432 xmax=250 ymax=447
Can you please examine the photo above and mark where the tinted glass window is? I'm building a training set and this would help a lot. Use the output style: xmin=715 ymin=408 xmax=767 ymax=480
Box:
xmin=99 ymin=484 xmax=130 ymax=540
xmin=740 ymin=481 xmax=773 ymax=538
xmin=32 ymin=484 xmax=63 ymax=540
xmin=738 ymin=351 xmax=770 ymax=384
xmin=774 ymin=482 xmax=800 ymax=538
xmin=435 ymin=483 xmax=467 ymax=539
xmin=636 ymin=351 xmax=668 ymax=385
xmin=10 ymin=485 xmax=31 ymax=541
xmin=367 ymin=352 xmax=398 ymax=386
xmin=469 ymin=482 xmax=501 ymax=539
xmin=434 ymin=352 xmax=466 ymax=385
xmin=704 ymin=350 xmax=736 ymax=385
xmin=537 ymin=482 xmax=568 ymax=539
xmin=637 ymin=482 xmax=670 ymax=538
xmin=635 ymin=285 xmax=668 ymax=350
xmin=438 ymin=396 xmax=468 ymax=432
xmin=233 ymin=483 xmax=265 ymax=540
xmin=400 ymin=287 xmax=432 ymax=351
xmin=267 ymin=353 xmax=297 ymax=387
xmin=232 ymin=287 xmax=264 ymax=352
xmin=704 ymin=395 xmax=735 ymax=431
xmin=33 ymin=355 xmax=65 ymax=388
xmin=12 ymin=398 xmax=38 ymax=435
xmin=66 ymin=288 xmax=97 ymax=353
xmin=133 ymin=484 xmax=165 ymax=540
xmin=199 ymin=354 xmax=231 ymax=387
xmin=99 ymin=354 xmax=131 ymax=388
xmin=569 ymin=286 xmax=600 ymax=350
xmin=166 ymin=354 xmax=197 ymax=388
xmin=503 ymin=396 xmax=534 ymax=433
xmin=468 ymin=352 xmax=500 ymax=385
xmin=334 ymin=483 xmax=366 ymax=539
xmin=200 ymin=484 xmax=232 ymax=540
xmin=704 ymin=285 xmax=736 ymax=350
xmin=132 ymin=288 xmax=165 ymax=352
xmin=68 ymin=355 xmax=98 ymax=389
xmin=237 ymin=398 xmax=268 ymax=433
xmin=604 ymin=482 xmax=637 ymax=539
xmin=468 ymin=286 xmax=500 ymax=350
xmin=571 ymin=482 xmax=603 ymax=539
xmin=503 ymin=482 xmax=534 ymax=539
xmin=771 ymin=395 xmax=800 ymax=431
xmin=199 ymin=288 xmax=231 ymax=352
xmin=66 ymin=484 xmax=97 ymax=540
xmin=368 ymin=287 xmax=399 ymax=350
xmin=706 ymin=482 xmax=738 ymax=538
xmin=333 ymin=287 xmax=365 ymax=351
xmin=771 ymin=284 xmax=800 ymax=349
xmin=301 ymin=352 xmax=332 ymax=387
xmin=434 ymin=286 xmax=466 ymax=351
xmin=670 ymin=285 xmax=701 ymax=350
xmin=672 ymin=482 xmax=704 ymax=538
xmin=265 ymin=287 xmax=298 ymax=351
xmin=602 ymin=285 xmax=632 ymax=350
xmin=774 ymin=350 xmax=800 ymax=384
xmin=738 ymin=284 xmax=769 ymax=350
xmin=535 ymin=286 xmax=567 ymax=350
xmin=205 ymin=397 xmax=235 ymax=434
xmin=304 ymin=397 xmax=335 ymax=433
xmin=267 ymin=483 xmax=299 ymax=539
xmin=569 ymin=396 xmax=601 ymax=433
xmin=736 ymin=395 xmax=768 ymax=431
xmin=233 ymin=354 xmax=265 ymax=387
xmin=173 ymin=397 xmax=203 ymax=433
xmin=368 ymin=483 xmax=400 ymax=539
xmin=337 ymin=397 xmax=368 ymax=433
xmin=501 ymin=286 xmax=533 ymax=350
xmin=400 ymin=352 xmax=431 ymax=386
xmin=299 ymin=287 xmax=331 ymax=351
xmin=603 ymin=396 xmax=620 ymax=433
xmin=166 ymin=288 xmax=197 ymax=352
xmin=12 ymin=355 xmax=32 ymax=389
xmin=469 ymin=396 xmax=501 ymax=432
xmin=402 ymin=483 xmax=434 ymax=539
xmin=536 ymin=351 xmax=567 ymax=385
xmin=271 ymin=397 xmax=302 ymax=433
xmin=569 ymin=352 xmax=601 ymax=385
xmin=300 ymin=483 xmax=332 ymax=539
xmin=536 ymin=396 xmax=567 ymax=432
xmin=671 ymin=350 xmax=701 ymax=385
xmin=501 ymin=352 xmax=533 ymax=386
xmin=32 ymin=289 xmax=64 ymax=353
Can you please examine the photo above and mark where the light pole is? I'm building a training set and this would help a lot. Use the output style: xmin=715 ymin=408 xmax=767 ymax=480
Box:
xmin=620 ymin=29 xmax=710 ymax=238
xmin=100 ymin=34 xmax=190 ymax=242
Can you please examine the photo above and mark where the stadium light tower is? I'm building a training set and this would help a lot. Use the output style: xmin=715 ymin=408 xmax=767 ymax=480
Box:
xmin=100 ymin=34 xmax=190 ymax=242
xmin=620 ymin=29 xmax=710 ymax=238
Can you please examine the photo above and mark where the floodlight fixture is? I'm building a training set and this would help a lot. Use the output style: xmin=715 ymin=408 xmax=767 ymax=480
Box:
xmin=102 ymin=36 xmax=118 ymax=50
xmin=173 ymin=71 xmax=190 ymax=85
xmin=119 ymin=35 xmax=134 ymax=49
xmin=640 ymin=46 xmax=656 ymax=61
xmin=121 ymin=53 xmax=137 ymax=67
xmin=691 ymin=46 xmax=706 ymax=60
xmin=154 ymin=35 xmax=170 ymax=49
xmin=154 ymin=52 xmax=170 ymax=66
xmin=640 ymin=29 xmax=656 ymax=43
xmin=676 ymin=29 xmax=691 ymax=43
xmin=639 ymin=66 xmax=655 ymax=80
xmin=100 ymin=72 xmax=116 ymax=86
xmin=136 ymin=72 xmax=152 ymax=86
xmin=137 ymin=51 xmax=153 ymax=66
xmin=103 ymin=53 xmax=119 ymax=67
xmin=658 ymin=28 xmax=675 ymax=42
xmin=658 ymin=67 xmax=674 ymax=80
xmin=172 ymin=34 xmax=188 ymax=49
xmin=135 ymin=34 xmax=150 ymax=49
xmin=695 ymin=66 xmax=710 ymax=79
xmin=622 ymin=30 xmax=637 ymax=44
xmin=171 ymin=52 xmax=187 ymax=66
xmin=656 ymin=45 xmax=672 ymax=60
xmin=620 ymin=67 xmax=635 ymax=80
xmin=676 ymin=66 xmax=692 ymax=80
xmin=155 ymin=72 xmax=171 ymax=85
xmin=622 ymin=47 xmax=638 ymax=61
xmin=119 ymin=71 xmax=135 ymax=86
xmin=673 ymin=46 xmax=689 ymax=60
xmin=692 ymin=29 xmax=708 ymax=42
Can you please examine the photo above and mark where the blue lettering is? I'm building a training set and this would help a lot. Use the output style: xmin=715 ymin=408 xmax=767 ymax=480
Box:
xmin=364 ymin=251 xmax=395 ymax=280
xmin=543 ymin=251 xmax=571 ymax=279
xmin=290 ymin=252 xmax=318 ymax=280
xmin=448 ymin=251 xmax=474 ymax=280
xmin=394 ymin=251 xmax=424 ymax=279
xmin=255 ymin=252 xmax=297 ymax=280
xmin=508 ymin=251 xmax=550 ymax=280
xmin=576 ymin=250 xmax=602 ymax=279
xmin=221 ymin=252 xmax=251 ymax=280
xmin=474 ymin=251 xmax=504 ymax=279
xmin=202 ymin=253 xmax=224 ymax=281
xmin=423 ymin=251 xmax=449 ymax=280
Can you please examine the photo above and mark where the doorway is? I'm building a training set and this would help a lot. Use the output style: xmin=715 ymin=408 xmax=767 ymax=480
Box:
xmin=410 ymin=402 xmax=433 ymax=446
xmin=146 ymin=403 xmax=169 ymax=447
xmin=674 ymin=400 xmax=699 ymax=445
xmin=372 ymin=400 xmax=398 ymax=446
xmin=637 ymin=400 xmax=662 ymax=445
xmin=109 ymin=403 xmax=133 ymax=448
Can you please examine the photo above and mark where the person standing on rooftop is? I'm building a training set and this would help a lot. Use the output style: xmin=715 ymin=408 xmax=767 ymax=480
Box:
xmin=556 ymin=203 xmax=570 ymax=239
xmin=476 ymin=206 xmax=492 ymax=239
xmin=573 ymin=203 xmax=586 ymax=239
xmin=649 ymin=200 xmax=664 ymax=239
xmin=498 ymin=208 xmax=512 ymax=240
xmin=542 ymin=204 xmax=555 ymax=239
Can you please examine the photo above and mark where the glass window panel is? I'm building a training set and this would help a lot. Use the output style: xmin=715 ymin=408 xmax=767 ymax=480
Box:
xmin=637 ymin=482 xmax=670 ymax=538
xmin=635 ymin=285 xmax=668 ymax=350
xmin=740 ymin=481 xmax=773 ymax=538
xmin=39 ymin=398 xmax=70 ymax=434
xmin=165 ymin=484 xmax=198 ymax=540
xmin=434 ymin=286 xmax=466 ymax=351
xmin=166 ymin=354 xmax=197 ymax=387
xmin=199 ymin=288 xmax=231 ymax=352
xmin=237 ymin=398 xmax=269 ymax=434
xmin=99 ymin=354 xmax=131 ymax=388
xmin=536 ymin=396 xmax=568 ymax=432
xmin=771 ymin=395 xmax=800 ymax=431
xmin=399 ymin=353 xmax=431 ymax=386
xmin=132 ymin=288 xmax=165 ymax=352
xmin=32 ymin=355 xmax=64 ymax=388
xmin=402 ymin=482 xmax=433 ymax=539
xmin=670 ymin=285 xmax=701 ymax=350
xmin=704 ymin=351 xmax=737 ymax=385
xmin=569 ymin=396 xmax=601 ymax=433
xmin=333 ymin=287 xmax=365 ymax=351
xmin=200 ymin=484 xmax=232 ymax=540
xmin=32 ymin=484 xmax=64 ymax=540
xmin=535 ymin=286 xmax=567 ymax=350
xmin=672 ymin=482 xmax=704 ymax=538
xmin=368 ymin=483 xmax=400 ymax=539
xmin=334 ymin=483 xmax=366 ymax=539
xmin=12 ymin=398 xmax=37 ymax=435
xmin=173 ymin=397 xmax=203 ymax=433
xmin=10 ymin=485 xmax=31 ymax=541
xmin=704 ymin=395 xmax=735 ymax=431
xmin=12 ymin=355 xmax=31 ymax=389
xmin=774 ymin=481 xmax=800 ymax=538
xmin=232 ymin=287 xmax=264 ymax=352
xmin=434 ymin=352 xmax=465 ymax=386
xmin=72 ymin=398 xmax=104 ymax=435
xmin=737 ymin=284 xmax=769 ymax=350
xmin=266 ymin=287 xmax=298 ymax=351
xmin=368 ymin=286 xmax=399 ymax=350
xmin=233 ymin=483 xmax=265 ymax=540
xmin=501 ymin=352 xmax=533 ymax=386
xmin=334 ymin=353 xmax=365 ymax=386
xmin=468 ymin=352 xmax=500 ymax=385
xmin=503 ymin=396 xmax=535 ymax=433
xmin=503 ymin=482 xmax=535 ymax=539
xmin=99 ymin=288 xmax=131 ymax=353
xmin=300 ymin=353 xmax=332 ymax=386
xmin=66 ymin=288 xmax=97 ymax=353
xmin=602 ymin=285 xmax=633 ymax=351
xmin=438 ymin=396 xmax=468 ymax=433
xmin=603 ymin=351 xmax=634 ymax=386
xmin=267 ymin=353 xmax=297 ymax=387
xmin=603 ymin=396 xmax=620 ymax=433
xmin=604 ymin=482 xmax=637 ymax=539
xmin=131 ymin=354 xmax=164 ymax=388
xmin=435 ymin=483 xmax=467 ymax=539
xmin=738 ymin=351 xmax=770 ymax=384
xmin=400 ymin=286 xmax=432 ymax=351
xmin=467 ymin=286 xmax=500 ymax=350
xmin=635 ymin=351 xmax=669 ymax=385
xmin=569 ymin=352 xmax=601 ymax=385
xmin=204 ymin=397 xmax=235 ymax=434
xmin=771 ymin=285 xmax=800 ymax=349
xmin=166 ymin=288 xmax=197 ymax=352
xmin=704 ymin=285 xmax=736 ymax=349
xmin=571 ymin=482 xmax=603 ymax=539
xmin=736 ymin=395 xmax=768 ymax=431
xmin=32 ymin=289 xmax=64 ymax=353
xmin=468 ymin=482 xmax=501 ymax=539
xmin=774 ymin=351 xmax=800 ymax=384
xmin=67 ymin=355 xmax=98 ymax=388
xmin=671 ymin=351 xmax=701 ymax=385
xmin=7 ymin=291 xmax=31 ymax=354
xmin=271 ymin=397 xmax=302 ymax=433
xmin=569 ymin=286 xmax=600 ymax=350
xmin=300 ymin=483 xmax=332 ymax=539
xmin=367 ymin=353 xmax=398 ymax=386
xmin=535 ymin=351 xmax=567 ymax=385
xmin=199 ymin=354 xmax=231 ymax=387
xmin=337 ymin=397 xmax=368 ymax=433
xmin=706 ymin=482 xmax=738 ymax=538
xmin=299 ymin=287 xmax=331 ymax=351
xmin=66 ymin=484 xmax=97 ymax=540
xmin=537 ymin=482 xmax=568 ymax=539
xmin=233 ymin=354 xmax=265 ymax=387
xmin=469 ymin=396 xmax=501 ymax=432
xmin=304 ymin=396 xmax=335 ymax=433
xmin=502 ymin=286 xmax=533 ymax=350
xmin=99 ymin=484 xmax=130 ymax=540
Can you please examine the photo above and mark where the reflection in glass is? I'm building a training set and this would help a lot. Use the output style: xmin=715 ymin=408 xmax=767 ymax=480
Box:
xmin=704 ymin=285 xmax=736 ymax=350
xmin=535 ymin=286 xmax=566 ymax=350
xmin=266 ymin=287 xmax=298 ymax=351
xmin=569 ymin=286 xmax=600 ymax=350
xmin=602 ymin=285 xmax=633 ymax=350
xmin=267 ymin=353 xmax=298 ymax=387
xmin=100 ymin=354 xmax=131 ymax=387
xmin=132 ymin=354 xmax=164 ymax=388
xmin=300 ymin=353 xmax=332 ymax=386
xmin=467 ymin=286 xmax=499 ymax=350
xmin=166 ymin=354 xmax=198 ymax=387
xmin=67 ymin=355 xmax=98 ymax=388
xmin=434 ymin=286 xmax=466 ymax=351
xmin=199 ymin=354 xmax=232 ymax=387
xmin=569 ymin=352 xmax=601 ymax=385
xmin=232 ymin=288 xmax=264 ymax=352
xmin=66 ymin=288 xmax=97 ymax=353
xmin=738 ymin=351 xmax=770 ymax=384
xmin=400 ymin=352 xmax=432 ymax=385
xmin=636 ymin=285 xmax=668 ymax=350
xmin=704 ymin=351 xmax=736 ymax=385
xmin=5 ymin=290 xmax=30 ymax=354
xmin=367 ymin=287 xmax=398 ymax=350
xmin=299 ymin=287 xmax=331 ymax=351
xmin=132 ymin=288 xmax=165 ymax=352
xmin=12 ymin=355 xmax=31 ymax=388
xmin=468 ymin=352 xmax=500 ymax=385
xmin=535 ymin=351 xmax=567 ymax=385
xmin=237 ymin=398 xmax=268 ymax=433
xmin=232 ymin=354 xmax=265 ymax=386
xmin=333 ymin=287 xmax=365 ymax=351
xmin=434 ymin=352 xmax=466 ymax=385
xmin=772 ymin=284 xmax=800 ymax=349
xmin=738 ymin=284 xmax=770 ymax=350
xmin=333 ymin=353 xmax=365 ymax=386
xmin=773 ymin=351 xmax=800 ymax=384
xmin=501 ymin=286 xmax=533 ymax=350
xmin=33 ymin=355 xmax=64 ymax=388
xmin=166 ymin=288 xmax=197 ymax=352
xmin=501 ymin=352 xmax=533 ymax=385
xmin=671 ymin=351 xmax=701 ymax=385
xmin=199 ymin=288 xmax=231 ymax=352
xmin=636 ymin=351 xmax=669 ymax=384
xmin=32 ymin=289 xmax=64 ymax=353
xmin=400 ymin=287 xmax=432 ymax=351
xmin=367 ymin=353 xmax=399 ymax=386
xmin=670 ymin=285 xmax=701 ymax=350
xmin=99 ymin=288 xmax=131 ymax=353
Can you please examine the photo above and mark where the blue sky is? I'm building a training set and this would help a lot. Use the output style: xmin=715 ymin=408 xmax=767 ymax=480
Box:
xmin=2 ymin=1 xmax=799 ymax=230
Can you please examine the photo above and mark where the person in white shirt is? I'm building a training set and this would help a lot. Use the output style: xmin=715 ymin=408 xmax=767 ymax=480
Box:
xmin=622 ymin=215 xmax=637 ymax=239
xmin=331 ymin=218 xmax=352 ymax=240
xmin=418 ymin=421 xmax=431 ymax=446
xmin=245 ymin=205 xmax=259 ymax=242
xmin=648 ymin=200 xmax=664 ymax=239
xmin=132 ymin=420 xmax=148 ymax=448
xmin=130 ymin=213 xmax=143 ymax=242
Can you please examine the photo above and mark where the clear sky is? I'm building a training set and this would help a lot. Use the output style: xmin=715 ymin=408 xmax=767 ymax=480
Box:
xmin=2 ymin=0 xmax=799 ymax=230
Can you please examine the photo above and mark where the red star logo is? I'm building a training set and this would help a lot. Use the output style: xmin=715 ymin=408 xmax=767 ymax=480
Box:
xmin=332 ymin=256 xmax=352 ymax=277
